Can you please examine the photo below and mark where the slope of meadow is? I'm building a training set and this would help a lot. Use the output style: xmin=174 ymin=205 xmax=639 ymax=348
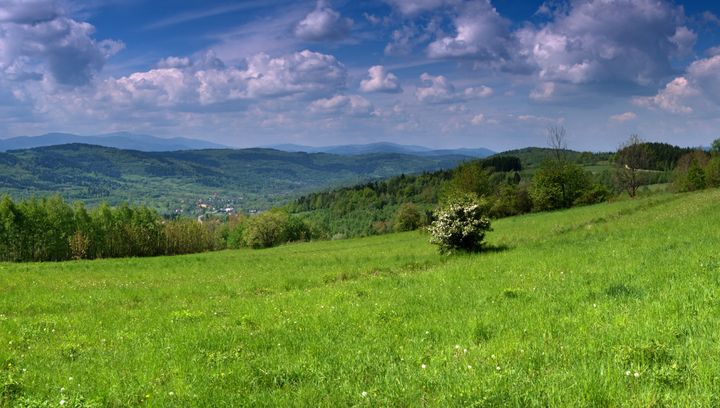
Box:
xmin=2 ymin=190 xmax=720 ymax=406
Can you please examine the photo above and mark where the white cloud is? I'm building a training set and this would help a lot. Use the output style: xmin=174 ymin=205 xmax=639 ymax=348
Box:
xmin=157 ymin=56 xmax=191 ymax=69
xmin=309 ymin=94 xmax=373 ymax=116
xmin=529 ymin=82 xmax=555 ymax=100
xmin=517 ymin=0 xmax=694 ymax=86
xmin=415 ymin=73 xmax=492 ymax=104
xmin=633 ymin=77 xmax=697 ymax=113
xmin=610 ymin=112 xmax=637 ymax=122
xmin=294 ymin=1 xmax=352 ymax=41
xmin=360 ymin=65 xmax=402 ymax=93
xmin=470 ymin=113 xmax=485 ymax=125
xmin=635 ymin=53 xmax=720 ymax=114
xmin=0 ymin=0 xmax=123 ymax=86
xmin=382 ymin=0 xmax=459 ymax=16
xmin=426 ymin=0 xmax=511 ymax=62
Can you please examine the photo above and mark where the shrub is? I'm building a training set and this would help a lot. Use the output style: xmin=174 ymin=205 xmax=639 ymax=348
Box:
xmin=428 ymin=196 xmax=492 ymax=254
xmin=394 ymin=202 xmax=421 ymax=231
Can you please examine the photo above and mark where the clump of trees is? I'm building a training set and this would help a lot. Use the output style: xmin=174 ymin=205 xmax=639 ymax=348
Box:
xmin=428 ymin=195 xmax=492 ymax=254
xmin=0 ymin=195 xmax=317 ymax=262
xmin=671 ymin=140 xmax=720 ymax=192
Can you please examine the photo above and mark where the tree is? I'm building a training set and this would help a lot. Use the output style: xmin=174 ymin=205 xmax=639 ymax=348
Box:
xmin=711 ymin=138 xmax=720 ymax=156
xmin=394 ymin=202 xmax=421 ymax=231
xmin=615 ymin=135 xmax=651 ymax=198
xmin=530 ymin=160 xmax=591 ymax=211
xmin=547 ymin=125 xmax=568 ymax=163
xmin=673 ymin=151 xmax=710 ymax=192
xmin=705 ymin=157 xmax=720 ymax=188
xmin=428 ymin=195 xmax=492 ymax=254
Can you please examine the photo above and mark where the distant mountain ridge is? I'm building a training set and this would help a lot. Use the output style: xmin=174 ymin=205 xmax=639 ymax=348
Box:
xmin=264 ymin=142 xmax=495 ymax=158
xmin=0 ymin=143 xmax=473 ymax=213
xmin=0 ymin=132 xmax=227 ymax=152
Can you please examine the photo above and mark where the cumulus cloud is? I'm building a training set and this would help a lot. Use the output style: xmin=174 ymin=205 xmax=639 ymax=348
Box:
xmin=360 ymin=65 xmax=402 ymax=93
xmin=610 ymin=112 xmax=637 ymax=122
xmin=34 ymin=49 xmax=348 ymax=120
xmin=516 ymin=0 xmax=695 ymax=87
xmin=634 ymin=54 xmax=720 ymax=113
xmin=415 ymin=73 xmax=492 ymax=104
xmin=294 ymin=0 xmax=352 ymax=41
xmin=309 ymin=94 xmax=373 ymax=116
xmin=633 ymin=77 xmax=697 ymax=113
xmin=0 ymin=0 xmax=123 ymax=86
xmin=426 ymin=0 xmax=512 ymax=62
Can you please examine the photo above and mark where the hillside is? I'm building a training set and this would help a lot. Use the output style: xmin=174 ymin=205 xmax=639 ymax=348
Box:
xmin=0 ymin=132 xmax=227 ymax=152
xmin=0 ymin=144 xmax=471 ymax=213
xmin=1 ymin=190 xmax=719 ymax=405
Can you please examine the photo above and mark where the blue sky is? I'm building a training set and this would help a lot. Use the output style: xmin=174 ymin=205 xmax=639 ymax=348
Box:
xmin=0 ymin=0 xmax=719 ymax=151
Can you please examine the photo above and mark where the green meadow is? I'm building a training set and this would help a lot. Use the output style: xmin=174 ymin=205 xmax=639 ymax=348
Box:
xmin=2 ymin=189 xmax=720 ymax=406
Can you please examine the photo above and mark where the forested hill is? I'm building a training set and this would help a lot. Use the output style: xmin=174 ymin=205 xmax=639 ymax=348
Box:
xmin=0 ymin=144 xmax=471 ymax=214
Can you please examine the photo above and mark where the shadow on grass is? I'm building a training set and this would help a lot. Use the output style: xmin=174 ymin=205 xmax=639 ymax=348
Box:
xmin=481 ymin=244 xmax=511 ymax=254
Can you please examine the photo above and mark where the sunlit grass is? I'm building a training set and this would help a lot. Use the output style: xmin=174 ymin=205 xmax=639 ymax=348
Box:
xmin=2 ymin=189 xmax=720 ymax=406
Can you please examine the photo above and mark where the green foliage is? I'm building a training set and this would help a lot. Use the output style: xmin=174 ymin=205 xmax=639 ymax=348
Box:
xmin=530 ymin=160 xmax=592 ymax=211
xmin=574 ymin=184 xmax=612 ymax=206
xmin=673 ymin=151 xmax=710 ymax=192
xmin=705 ymin=157 xmax=720 ymax=188
xmin=0 ymin=196 xmax=219 ymax=262
xmin=243 ymin=210 xmax=313 ymax=249
xmin=428 ymin=195 xmax=492 ymax=254
xmin=394 ymin=202 xmax=422 ymax=232
xmin=710 ymin=138 xmax=720 ymax=156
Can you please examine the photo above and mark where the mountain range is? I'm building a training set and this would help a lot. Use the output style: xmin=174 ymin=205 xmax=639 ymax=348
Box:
xmin=0 ymin=132 xmax=227 ymax=152
xmin=264 ymin=142 xmax=495 ymax=158
xmin=0 ymin=133 xmax=495 ymax=159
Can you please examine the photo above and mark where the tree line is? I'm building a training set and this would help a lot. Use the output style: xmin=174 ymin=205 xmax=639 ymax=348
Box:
xmin=0 ymin=195 xmax=318 ymax=262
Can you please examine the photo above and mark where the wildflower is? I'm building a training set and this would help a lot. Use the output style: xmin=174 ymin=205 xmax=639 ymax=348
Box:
xmin=68 ymin=377 xmax=73 ymax=381
xmin=169 ymin=392 xmax=175 ymax=396
xmin=60 ymin=400 xmax=66 ymax=406
xmin=60 ymin=387 xmax=65 ymax=393
xmin=421 ymin=364 xmax=427 ymax=369
xmin=455 ymin=345 xmax=460 ymax=350
xmin=625 ymin=370 xmax=631 ymax=376
xmin=496 ymin=366 xmax=501 ymax=371
xmin=361 ymin=391 xmax=368 ymax=397
xmin=467 ymin=365 xmax=472 ymax=369
xmin=634 ymin=372 xmax=640 ymax=378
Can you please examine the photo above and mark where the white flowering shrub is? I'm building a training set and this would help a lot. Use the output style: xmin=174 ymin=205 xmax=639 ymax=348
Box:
xmin=428 ymin=198 xmax=492 ymax=254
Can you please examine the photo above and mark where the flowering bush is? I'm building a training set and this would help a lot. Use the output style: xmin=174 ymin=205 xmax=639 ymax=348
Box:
xmin=428 ymin=198 xmax=492 ymax=254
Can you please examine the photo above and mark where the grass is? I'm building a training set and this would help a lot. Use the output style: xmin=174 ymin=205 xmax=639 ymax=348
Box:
xmin=2 ymin=189 xmax=720 ymax=406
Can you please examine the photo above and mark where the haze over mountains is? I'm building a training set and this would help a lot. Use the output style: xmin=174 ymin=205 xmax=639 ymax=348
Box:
xmin=264 ymin=142 xmax=495 ymax=158
xmin=0 ymin=133 xmax=495 ymax=158
xmin=0 ymin=132 xmax=228 ymax=152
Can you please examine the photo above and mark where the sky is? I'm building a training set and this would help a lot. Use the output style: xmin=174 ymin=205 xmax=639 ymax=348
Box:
xmin=0 ymin=0 xmax=719 ymax=151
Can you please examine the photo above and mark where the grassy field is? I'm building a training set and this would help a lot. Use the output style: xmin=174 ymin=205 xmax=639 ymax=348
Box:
xmin=2 ymin=189 xmax=720 ymax=406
